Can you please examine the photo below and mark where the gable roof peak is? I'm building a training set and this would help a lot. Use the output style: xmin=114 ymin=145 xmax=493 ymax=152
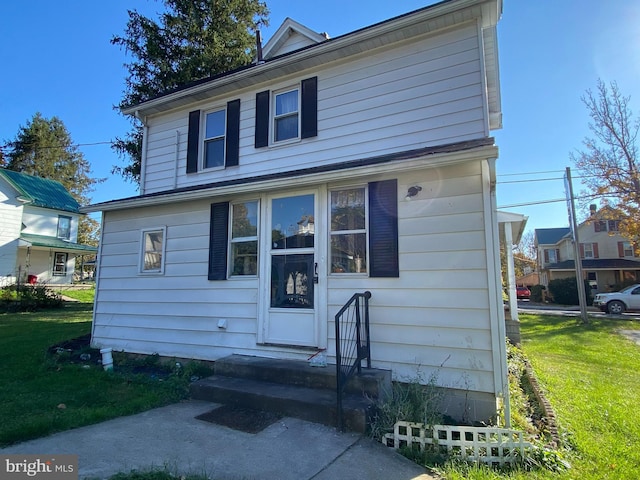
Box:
xmin=262 ymin=17 xmax=330 ymax=60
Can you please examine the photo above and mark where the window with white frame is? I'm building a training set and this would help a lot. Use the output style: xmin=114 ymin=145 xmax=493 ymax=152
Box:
xmin=546 ymin=248 xmax=557 ymax=264
xmin=330 ymin=187 xmax=367 ymax=274
xmin=203 ymin=109 xmax=226 ymax=169
xmin=583 ymin=243 xmax=595 ymax=258
xmin=140 ymin=228 xmax=166 ymax=273
xmin=273 ymin=88 xmax=299 ymax=142
xmin=622 ymin=241 xmax=634 ymax=257
xmin=57 ymin=216 xmax=71 ymax=240
xmin=230 ymin=200 xmax=259 ymax=276
xmin=53 ymin=252 xmax=68 ymax=276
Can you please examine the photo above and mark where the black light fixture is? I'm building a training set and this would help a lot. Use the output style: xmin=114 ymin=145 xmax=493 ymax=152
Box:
xmin=405 ymin=185 xmax=422 ymax=201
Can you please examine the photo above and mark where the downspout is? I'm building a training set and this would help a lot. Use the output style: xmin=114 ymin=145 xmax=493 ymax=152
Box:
xmin=134 ymin=110 xmax=149 ymax=196
xmin=482 ymin=157 xmax=511 ymax=427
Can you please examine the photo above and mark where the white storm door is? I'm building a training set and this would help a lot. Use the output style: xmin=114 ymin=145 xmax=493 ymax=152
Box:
xmin=262 ymin=191 xmax=319 ymax=347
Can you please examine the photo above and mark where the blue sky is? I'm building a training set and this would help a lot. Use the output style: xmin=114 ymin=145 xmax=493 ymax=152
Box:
xmin=1 ymin=1 xmax=639 ymax=237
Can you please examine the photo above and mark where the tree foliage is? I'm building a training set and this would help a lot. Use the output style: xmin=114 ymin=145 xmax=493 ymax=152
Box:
xmin=111 ymin=0 xmax=270 ymax=184
xmin=572 ymin=79 xmax=640 ymax=244
xmin=4 ymin=113 xmax=101 ymax=245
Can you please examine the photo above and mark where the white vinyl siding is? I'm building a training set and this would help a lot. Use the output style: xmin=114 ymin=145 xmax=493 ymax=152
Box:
xmin=92 ymin=160 xmax=496 ymax=393
xmin=141 ymin=23 xmax=485 ymax=194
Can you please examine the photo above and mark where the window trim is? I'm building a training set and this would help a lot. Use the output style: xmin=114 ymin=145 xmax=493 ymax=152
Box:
xmin=52 ymin=252 xmax=68 ymax=276
xmin=229 ymin=199 xmax=260 ymax=278
xmin=57 ymin=215 xmax=71 ymax=240
xmin=139 ymin=226 xmax=167 ymax=275
xmin=583 ymin=243 xmax=594 ymax=258
xmin=202 ymin=107 xmax=227 ymax=171
xmin=272 ymin=86 xmax=301 ymax=144
xmin=329 ymin=186 xmax=369 ymax=276
xmin=621 ymin=241 xmax=635 ymax=257
xmin=255 ymin=76 xmax=318 ymax=148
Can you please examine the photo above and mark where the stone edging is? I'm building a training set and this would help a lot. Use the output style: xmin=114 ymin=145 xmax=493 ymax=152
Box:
xmin=522 ymin=359 xmax=560 ymax=448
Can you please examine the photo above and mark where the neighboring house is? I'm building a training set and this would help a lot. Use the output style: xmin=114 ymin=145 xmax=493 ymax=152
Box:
xmin=84 ymin=0 xmax=509 ymax=423
xmin=535 ymin=207 xmax=640 ymax=294
xmin=0 ymin=168 xmax=97 ymax=286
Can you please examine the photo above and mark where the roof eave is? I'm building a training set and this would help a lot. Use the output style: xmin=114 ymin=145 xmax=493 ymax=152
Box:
xmin=122 ymin=0 xmax=499 ymax=118
xmin=81 ymin=140 xmax=497 ymax=213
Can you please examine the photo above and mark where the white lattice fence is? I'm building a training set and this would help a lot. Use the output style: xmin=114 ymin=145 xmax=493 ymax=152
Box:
xmin=382 ymin=422 xmax=533 ymax=467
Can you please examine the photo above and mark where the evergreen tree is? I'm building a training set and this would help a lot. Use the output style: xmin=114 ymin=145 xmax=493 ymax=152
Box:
xmin=5 ymin=112 xmax=101 ymax=246
xmin=111 ymin=0 xmax=269 ymax=184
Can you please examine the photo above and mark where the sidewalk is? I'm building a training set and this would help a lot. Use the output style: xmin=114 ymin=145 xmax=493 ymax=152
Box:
xmin=1 ymin=400 xmax=436 ymax=480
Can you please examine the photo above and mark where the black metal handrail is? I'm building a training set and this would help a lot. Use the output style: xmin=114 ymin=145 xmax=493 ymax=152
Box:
xmin=335 ymin=290 xmax=371 ymax=431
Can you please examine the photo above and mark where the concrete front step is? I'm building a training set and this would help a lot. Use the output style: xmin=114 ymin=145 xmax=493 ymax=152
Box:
xmin=190 ymin=374 xmax=374 ymax=432
xmin=213 ymin=354 xmax=392 ymax=398
xmin=189 ymin=354 xmax=392 ymax=433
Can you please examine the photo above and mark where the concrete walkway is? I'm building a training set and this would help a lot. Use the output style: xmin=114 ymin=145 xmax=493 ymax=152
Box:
xmin=1 ymin=400 xmax=436 ymax=480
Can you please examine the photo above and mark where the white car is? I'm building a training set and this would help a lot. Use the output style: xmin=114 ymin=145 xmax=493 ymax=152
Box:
xmin=593 ymin=284 xmax=640 ymax=314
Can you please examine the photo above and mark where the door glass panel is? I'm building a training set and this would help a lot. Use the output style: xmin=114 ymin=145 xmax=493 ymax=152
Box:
xmin=270 ymin=254 xmax=314 ymax=309
xmin=271 ymin=194 xmax=314 ymax=249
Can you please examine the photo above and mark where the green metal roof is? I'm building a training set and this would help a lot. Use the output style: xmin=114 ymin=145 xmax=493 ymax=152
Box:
xmin=20 ymin=233 xmax=97 ymax=253
xmin=0 ymin=168 xmax=80 ymax=213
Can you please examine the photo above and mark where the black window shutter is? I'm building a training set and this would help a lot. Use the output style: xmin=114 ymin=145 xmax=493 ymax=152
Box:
xmin=369 ymin=179 xmax=399 ymax=278
xmin=255 ymin=90 xmax=270 ymax=148
xmin=208 ymin=202 xmax=229 ymax=280
xmin=225 ymin=99 xmax=240 ymax=167
xmin=187 ymin=110 xmax=200 ymax=174
xmin=301 ymin=76 xmax=318 ymax=139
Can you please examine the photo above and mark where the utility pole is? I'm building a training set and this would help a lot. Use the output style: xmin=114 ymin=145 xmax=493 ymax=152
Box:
xmin=565 ymin=167 xmax=589 ymax=323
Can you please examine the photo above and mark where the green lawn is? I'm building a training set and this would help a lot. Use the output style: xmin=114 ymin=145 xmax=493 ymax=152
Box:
xmin=0 ymin=303 xmax=198 ymax=447
xmin=436 ymin=313 xmax=640 ymax=479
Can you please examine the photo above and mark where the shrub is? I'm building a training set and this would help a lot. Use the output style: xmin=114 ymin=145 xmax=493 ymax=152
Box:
xmin=0 ymin=284 xmax=63 ymax=312
xmin=548 ymin=277 xmax=592 ymax=305
xmin=369 ymin=371 xmax=443 ymax=441
xmin=529 ymin=284 xmax=545 ymax=302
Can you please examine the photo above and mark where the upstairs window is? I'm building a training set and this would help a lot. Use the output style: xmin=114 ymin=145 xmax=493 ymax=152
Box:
xmin=274 ymin=89 xmax=299 ymax=142
xmin=140 ymin=227 xmax=166 ymax=274
xmin=608 ymin=220 xmax=620 ymax=232
xmin=581 ymin=242 xmax=598 ymax=258
xmin=203 ymin=109 xmax=226 ymax=169
xmin=594 ymin=220 xmax=607 ymax=232
xmin=619 ymin=241 xmax=635 ymax=257
xmin=186 ymin=99 xmax=240 ymax=174
xmin=57 ymin=215 xmax=71 ymax=240
xmin=255 ymin=76 xmax=318 ymax=148
xmin=545 ymin=249 xmax=558 ymax=264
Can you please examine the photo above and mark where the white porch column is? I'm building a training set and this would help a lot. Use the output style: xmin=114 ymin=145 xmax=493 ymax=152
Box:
xmin=504 ymin=221 xmax=519 ymax=321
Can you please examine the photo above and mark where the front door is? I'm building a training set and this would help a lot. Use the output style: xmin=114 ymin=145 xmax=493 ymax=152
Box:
xmin=261 ymin=191 xmax=319 ymax=346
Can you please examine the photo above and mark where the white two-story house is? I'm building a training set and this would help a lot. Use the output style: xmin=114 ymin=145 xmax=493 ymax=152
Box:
xmin=0 ymin=168 xmax=97 ymax=286
xmin=85 ymin=0 xmax=508 ymax=423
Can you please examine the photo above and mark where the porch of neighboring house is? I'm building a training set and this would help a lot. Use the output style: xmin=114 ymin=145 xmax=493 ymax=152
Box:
xmin=499 ymin=211 xmax=528 ymax=345
xmin=16 ymin=234 xmax=97 ymax=285
xmin=546 ymin=259 xmax=640 ymax=294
